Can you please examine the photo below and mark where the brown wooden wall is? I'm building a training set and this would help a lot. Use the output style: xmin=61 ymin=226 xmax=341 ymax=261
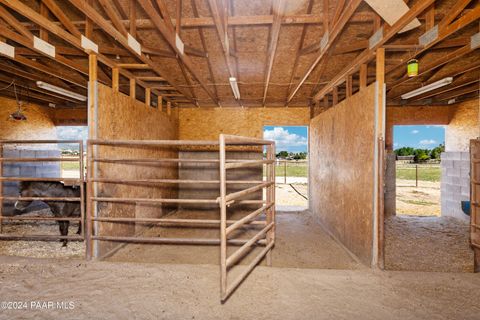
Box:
xmin=0 ymin=96 xmax=57 ymax=139
xmin=93 ymin=84 xmax=178 ymax=258
xmin=178 ymin=107 xmax=310 ymax=140
xmin=310 ymin=84 xmax=376 ymax=265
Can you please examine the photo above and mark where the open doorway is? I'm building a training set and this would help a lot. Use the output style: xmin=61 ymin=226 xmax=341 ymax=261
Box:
xmin=57 ymin=126 xmax=87 ymax=179
xmin=263 ymin=126 xmax=308 ymax=211
xmin=393 ymin=125 xmax=444 ymax=217
xmin=384 ymin=125 xmax=473 ymax=272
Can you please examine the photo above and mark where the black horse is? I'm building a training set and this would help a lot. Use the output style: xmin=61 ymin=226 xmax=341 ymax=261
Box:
xmin=14 ymin=181 xmax=83 ymax=246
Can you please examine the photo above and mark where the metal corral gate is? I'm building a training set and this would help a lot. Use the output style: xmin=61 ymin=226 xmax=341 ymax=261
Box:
xmin=86 ymin=134 xmax=276 ymax=301
xmin=0 ymin=140 xmax=85 ymax=242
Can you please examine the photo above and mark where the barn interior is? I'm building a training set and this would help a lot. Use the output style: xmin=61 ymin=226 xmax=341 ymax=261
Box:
xmin=0 ymin=0 xmax=479 ymax=317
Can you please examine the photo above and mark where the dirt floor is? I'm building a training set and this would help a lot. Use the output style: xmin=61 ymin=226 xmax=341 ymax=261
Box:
xmin=107 ymin=209 xmax=361 ymax=270
xmin=274 ymin=183 xmax=308 ymax=208
xmin=384 ymin=215 xmax=474 ymax=272
xmin=0 ymin=255 xmax=479 ymax=320
xmin=0 ymin=208 xmax=84 ymax=259
xmin=396 ymin=179 xmax=440 ymax=216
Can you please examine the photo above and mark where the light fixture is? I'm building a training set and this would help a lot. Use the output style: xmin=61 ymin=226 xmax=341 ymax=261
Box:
xmin=229 ymin=77 xmax=241 ymax=100
xmin=401 ymin=77 xmax=453 ymax=100
xmin=36 ymin=81 xmax=87 ymax=101
xmin=407 ymin=59 xmax=418 ymax=77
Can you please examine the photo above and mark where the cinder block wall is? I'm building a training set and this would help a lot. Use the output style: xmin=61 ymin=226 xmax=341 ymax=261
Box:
xmin=441 ymin=152 xmax=470 ymax=221
xmin=2 ymin=146 xmax=61 ymax=215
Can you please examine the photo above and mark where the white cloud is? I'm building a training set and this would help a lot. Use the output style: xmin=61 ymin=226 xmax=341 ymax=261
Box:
xmin=419 ymin=139 xmax=437 ymax=146
xmin=411 ymin=129 xmax=419 ymax=134
xmin=264 ymin=127 xmax=307 ymax=150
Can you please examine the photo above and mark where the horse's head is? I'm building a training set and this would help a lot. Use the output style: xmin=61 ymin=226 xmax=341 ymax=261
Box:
xmin=14 ymin=181 xmax=34 ymax=211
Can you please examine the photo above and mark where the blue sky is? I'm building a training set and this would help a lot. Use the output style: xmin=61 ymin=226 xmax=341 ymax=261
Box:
xmin=393 ymin=125 xmax=445 ymax=149
xmin=264 ymin=126 xmax=308 ymax=153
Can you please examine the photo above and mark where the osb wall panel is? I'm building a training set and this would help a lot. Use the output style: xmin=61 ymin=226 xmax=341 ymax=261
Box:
xmin=385 ymin=106 xmax=451 ymax=150
xmin=310 ymin=84 xmax=376 ymax=265
xmin=52 ymin=108 xmax=87 ymax=126
xmin=178 ymin=107 xmax=310 ymax=140
xmin=445 ymin=100 xmax=479 ymax=152
xmin=94 ymin=84 xmax=178 ymax=258
xmin=0 ymin=96 xmax=57 ymax=139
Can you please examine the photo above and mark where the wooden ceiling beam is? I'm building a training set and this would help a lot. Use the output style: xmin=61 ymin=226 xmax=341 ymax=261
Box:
xmin=286 ymin=0 xmax=314 ymax=105
xmin=97 ymin=0 xmax=128 ymax=36
xmin=409 ymin=76 xmax=480 ymax=102
xmin=0 ymin=5 xmax=33 ymax=38
xmin=24 ymin=12 xmax=376 ymax=31
xmin=288 ymin=0 xmax=362 ymax=103
xmin=208 ymin=0 xmax=235 ymax=78
xmin=41 ymin=0 xmax=82 ymax=37
xmin=434 ymin=83 xmax=479 ymax=102
xmin=262 ymin=0 xmax=286 ymax=106
xmin=68 ymin=0 xmax=196 ymax=105
xmin=313 ymin=0 xmax=436 ymax=101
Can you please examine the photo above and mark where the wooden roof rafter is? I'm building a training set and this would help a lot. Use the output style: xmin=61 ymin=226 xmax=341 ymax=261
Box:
xmin=287 ymin=0 xmax=363 ymax=104
xmin=313 ymin=0 xmax=437 ymax=102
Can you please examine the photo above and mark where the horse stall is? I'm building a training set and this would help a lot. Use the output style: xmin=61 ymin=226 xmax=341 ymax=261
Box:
xmin=0 ymin=140 xmax=85 ymax=258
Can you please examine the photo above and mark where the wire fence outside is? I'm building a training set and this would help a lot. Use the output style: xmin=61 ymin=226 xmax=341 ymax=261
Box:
xmin=396 ymin=162 xmax=441 ymax=187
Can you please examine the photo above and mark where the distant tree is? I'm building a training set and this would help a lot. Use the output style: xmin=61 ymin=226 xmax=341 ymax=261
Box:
xmin=430 ymin=144 xmax=445 ymax=160
xmin=414 ymin=149 xmax=430 ymax=162
xmin=276 ymin=151 xmax=289 ymax=158
xmin=394 ymin=147 xmax=415 ymax=156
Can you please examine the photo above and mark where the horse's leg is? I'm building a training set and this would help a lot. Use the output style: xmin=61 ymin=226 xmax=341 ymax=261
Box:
xmin=58 ymin=221 xmax=70 ymax=247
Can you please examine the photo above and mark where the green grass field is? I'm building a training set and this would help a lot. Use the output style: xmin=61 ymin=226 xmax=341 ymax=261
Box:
xmin=61 ymin=162 xmax=80 ymax=171
xmin=264 ymin=163 xmax=308 ymax=178
xmin=396 ymin=165 xmax=441 ymax=182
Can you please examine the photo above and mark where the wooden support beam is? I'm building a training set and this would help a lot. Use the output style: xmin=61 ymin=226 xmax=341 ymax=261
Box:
xmin=376 ymin=47 xmax=385 ymax=137
xmin=167 ymin=101 xmax=172 ymax=115
xmin=42 ymin=0 xmax=82 ymax=37
xmin=346 ymin=75 xmax=353 ymax=97
xmin=85 ymin=0 xmax=93 ymax=37
xmin=136 ymin=76 xmax=165 ymax=81
xmin=112 ymin=67 xmax=119 ymax=92
xmin=145 ymin=87 xmax=151 ymax=106
xmin=136 ymin=0 xmax=219 ymax=105
xmin=287 ymin=0 xmax=362 ymax=103
xmin=130 ymin=78 xmax=136 ymax=98
xmin=129 ymin=0 xmax=136 ymax=37
xmin=0 ymin=5 xmax=33 ymax=38
xmin=360 ymin=63 xmax=368 ymax=89
xmin=97 ymin=0 xmax=128 ymax=36
xmin=117 ymin=63 xmax=150 ymax=69
xmin=332 ymin=86 xmax=338 ymax=105
xmin=262 ymin=0 xmax=286 ymax=106
xmin=88 ymin=53 xmax=97 ymax=130
xmin=176 ymin=0 xmax=182 ymax=34
xmin=314 ymin=0 xmax=436 ymax=101
xmin=39 ymin=1 xmax=49 ymax=41
xmin=425 ymin=4 xmax=435 ymax=30
xmin=158 ymin=95 xmax=163 ymax=111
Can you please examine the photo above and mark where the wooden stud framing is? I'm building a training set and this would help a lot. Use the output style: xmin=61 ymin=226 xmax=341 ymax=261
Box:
xmin=130 ymin=78 xmax=136 ymax=98
xmin=145 ymin=88 xmax=151 ymax=107
xmin=112 ymin=67 xmax=119 ymax=92
xmin=360 ymin=63 xmax=368 ymax=89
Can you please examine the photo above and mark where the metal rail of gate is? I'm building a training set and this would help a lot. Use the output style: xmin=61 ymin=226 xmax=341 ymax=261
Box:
xmin=0 ymin=140 xmax=85 ymax=242
xmin=218 ymin=134 xmax=276 ymax=301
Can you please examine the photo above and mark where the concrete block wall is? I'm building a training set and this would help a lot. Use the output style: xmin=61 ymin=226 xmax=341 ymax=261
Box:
xmin=441 ymin=152 xmax=470 ymax=221
xmin=2 ymin=146 xmax=61 ymax=215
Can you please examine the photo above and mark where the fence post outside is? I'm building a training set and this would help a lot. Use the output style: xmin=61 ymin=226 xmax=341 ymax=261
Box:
xmin=415 ymin=165 xmax=418 ymax=188
xmin=284 ymin=161 xmax=287 ymax=184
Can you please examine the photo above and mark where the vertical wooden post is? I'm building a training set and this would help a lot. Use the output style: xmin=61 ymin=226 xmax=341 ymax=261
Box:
xmin=323 ymin=95 xmax=329 ymax=109
xmin=0 ymin=143 xmax=3 ymax=234
xmin=112 ymin=67 xmax=119 ymax=92
xmin=284 ymin=161 xmax=287 ymax=184
xmin=346 ymin=75 xmax=353 ymax=97
xmin=167 ymin=101 xmax=172 ymax=115
xmin=130 ymin=78 xmax=136 ymax=98
xmin=332 ymin=86 xmax=338 ymax=105
xmin=39 ymin=2 xmax=49 ymax=41
xmin=87 ymin=53 xmax=97 ymax=260
xmin=360 ymin=63 xmax=368 ymax=89
xmin=425 ymin=4 xmax=435 ymax=30
xmin=415 ymin=165 xmax=419 ymax=188
xmin=266 ymin=142 xmax=275 ymax=266
xmin=374 ymin=47 xmax=386 ymax=269
xmin=145 ymin=88 xmax=151 ymax=107
xmin=158 ymin=96 xmax=163 ymax=112
xmin=88 ymin=54 xmax=97 ymax=133
xmin=219 ymin=134 xmax=227 ymax=300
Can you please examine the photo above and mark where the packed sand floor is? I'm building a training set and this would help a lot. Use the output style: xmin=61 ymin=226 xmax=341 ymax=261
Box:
xmin=384 ymin=215 xmax=474 ymax=272
xmin=274 ymin=183 xmax=308 ymax=207
xmin=107 ymin=210 xmax=361 ymax=270
xmin=396 ymin=179 xmax=440 ymax=216
xmin=0 ymin=255 xmax=479 ymax=320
